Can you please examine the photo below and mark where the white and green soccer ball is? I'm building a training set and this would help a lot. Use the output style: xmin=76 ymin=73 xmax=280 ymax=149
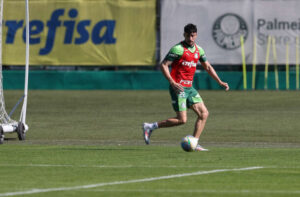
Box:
xmin=181 ymin=135 xmax=198 ymax=152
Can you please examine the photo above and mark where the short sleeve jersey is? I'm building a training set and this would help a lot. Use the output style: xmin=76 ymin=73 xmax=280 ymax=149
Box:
xmin=164 ymin=42 xmax=207 ymax=87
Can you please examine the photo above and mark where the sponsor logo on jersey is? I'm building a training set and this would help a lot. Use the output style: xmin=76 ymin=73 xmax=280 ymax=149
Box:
xmin=181 ymin=61 xmax=197 ymax=68
xmin=179 ymin=80 xmax=193 ymax=85
xmin=168 ymin=53 xmax=179 ymax=58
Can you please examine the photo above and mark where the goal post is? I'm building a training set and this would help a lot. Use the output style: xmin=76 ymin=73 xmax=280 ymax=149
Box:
xmin=0 ymin=0 xmax=30 ymax=144
xmin=20 ymin=0 xmax=30 ymax=126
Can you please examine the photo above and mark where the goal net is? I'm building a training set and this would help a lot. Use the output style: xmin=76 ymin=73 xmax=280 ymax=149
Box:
xmin=0 ymin=0 xmax=17 ymax=126
xmin=0 ymin=0 xmax=29 ymax=144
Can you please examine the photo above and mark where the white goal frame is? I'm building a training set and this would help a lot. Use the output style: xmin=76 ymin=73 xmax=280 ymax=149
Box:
xmin=0 ymin=0 xmax=29 ymax=143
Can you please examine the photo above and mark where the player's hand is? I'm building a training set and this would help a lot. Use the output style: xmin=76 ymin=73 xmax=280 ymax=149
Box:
xmin=220 ymin=82 xmax=229 ymax=91
xmin=171 ymin=82 xmax=184 ymax=93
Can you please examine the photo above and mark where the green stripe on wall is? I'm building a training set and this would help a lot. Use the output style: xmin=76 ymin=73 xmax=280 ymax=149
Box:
xmin=3 ymin=70 xmax=299 ymax=90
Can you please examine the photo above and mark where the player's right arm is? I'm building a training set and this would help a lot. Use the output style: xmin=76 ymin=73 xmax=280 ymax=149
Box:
xmin=160 ymin=60 xmax=184 ymax=92
xmin=160 ymin=44 xmax=184 ymax=92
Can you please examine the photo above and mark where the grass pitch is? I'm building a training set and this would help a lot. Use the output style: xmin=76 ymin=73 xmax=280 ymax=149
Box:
xmin=0 ymin=90 xmax=300 ymax=197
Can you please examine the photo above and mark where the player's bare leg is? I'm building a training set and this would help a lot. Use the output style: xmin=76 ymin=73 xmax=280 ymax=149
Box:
xmin=157 ymin=111 xmax=187 ymax=128
xmin=190 ymin=102 xmax=209 ymax=138
xmin=190 ymin=102 xmax=209 ymax=151
xmin=143 ymin=111 xmax=187 ymax=144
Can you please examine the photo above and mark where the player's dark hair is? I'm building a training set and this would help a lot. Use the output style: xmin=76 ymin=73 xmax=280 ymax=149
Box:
xmin=184 ymin=24 xmax=197 ymax=34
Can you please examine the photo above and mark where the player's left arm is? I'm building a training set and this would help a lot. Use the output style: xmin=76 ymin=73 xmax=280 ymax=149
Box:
xmin=197 ymin=46 xmax=229 ymax=91
xmin=201 ymin=61 xmax=230 ymax=91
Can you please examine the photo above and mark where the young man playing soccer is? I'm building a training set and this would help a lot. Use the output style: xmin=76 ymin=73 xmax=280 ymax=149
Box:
xmin=143 ymin=23 xmax=229 ymax=151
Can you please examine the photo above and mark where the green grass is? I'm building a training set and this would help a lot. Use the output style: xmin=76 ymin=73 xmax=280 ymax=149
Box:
xmin=1 ymin=90 xmax=300 ymax=197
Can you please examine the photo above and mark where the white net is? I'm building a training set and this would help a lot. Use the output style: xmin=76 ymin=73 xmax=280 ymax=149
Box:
xmin=0 ymin=0 xmax=17 ymax=125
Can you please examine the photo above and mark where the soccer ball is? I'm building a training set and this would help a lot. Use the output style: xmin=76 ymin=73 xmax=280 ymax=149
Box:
xmin=181 ymin=135 xmax=198 ymax=152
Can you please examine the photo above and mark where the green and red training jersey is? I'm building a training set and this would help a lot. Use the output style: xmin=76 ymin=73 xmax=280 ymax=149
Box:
xmin=164 ymin=42 xmax=207 ymax=87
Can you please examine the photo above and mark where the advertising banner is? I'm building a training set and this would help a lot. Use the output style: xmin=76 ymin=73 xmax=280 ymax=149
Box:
xmin=3 ymin=0 xmax=156 ymax=66
xmin=254 ymin=0 xmax=300 ymax=65
xmin=161 ymin=0 xmax=300 ymax=65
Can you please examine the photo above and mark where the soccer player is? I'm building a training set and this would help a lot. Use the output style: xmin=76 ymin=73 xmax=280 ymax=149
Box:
xmin=143 ymin=23 xmax=229 ymax=151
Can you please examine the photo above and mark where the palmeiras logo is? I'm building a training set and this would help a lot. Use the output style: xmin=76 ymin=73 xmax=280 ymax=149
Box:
xmin=194 ymin=53 xmax=198 ymax=59
xmin=212 ymin=13 xmax=248 ymax=50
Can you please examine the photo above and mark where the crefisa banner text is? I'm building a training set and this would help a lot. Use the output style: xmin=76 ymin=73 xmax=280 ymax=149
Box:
xmin=3 ymin=0 xmax=156 ymax=66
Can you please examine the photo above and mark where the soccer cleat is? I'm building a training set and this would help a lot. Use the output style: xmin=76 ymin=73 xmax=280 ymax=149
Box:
xmin=143 ymin=123 xmax=152 ymax=145
xmin=195 ymin=144 xmax=209 ymax=151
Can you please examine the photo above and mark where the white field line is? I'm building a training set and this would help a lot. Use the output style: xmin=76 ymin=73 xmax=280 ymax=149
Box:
xmin=85 ymin=188 xmax=300 ymax=194
xmin=0 ymin=166 xmax=263 ymax=197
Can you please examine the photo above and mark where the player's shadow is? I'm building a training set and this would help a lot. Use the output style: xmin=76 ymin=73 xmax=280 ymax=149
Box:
xmin=4 ymin=137 xmax=18 ymax=141
xmin=61 ymin=147 xmax=151 ymax=151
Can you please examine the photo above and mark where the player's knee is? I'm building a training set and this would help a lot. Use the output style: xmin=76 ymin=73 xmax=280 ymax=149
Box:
xmin=203 ymin=110 xmax=209 ymax=119
xmin=178 ymin=117 xmax=187 ymax=125
xmin=200 ymin=110 xmax=209 ymax=120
